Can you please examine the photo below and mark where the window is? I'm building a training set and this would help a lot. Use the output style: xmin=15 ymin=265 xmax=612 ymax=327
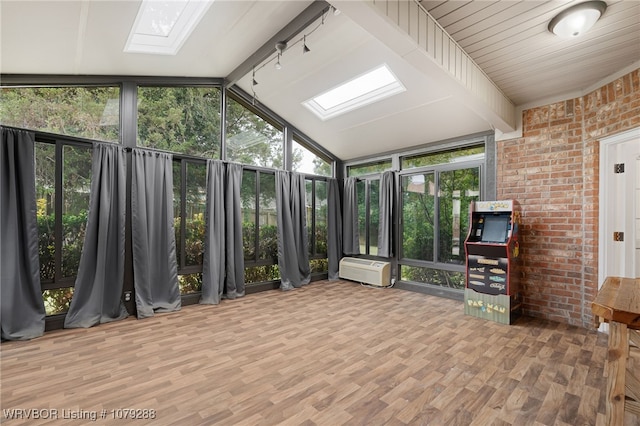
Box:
xmin=173 ymin=159 xmax=207 ymax=294
xmin=347 ymin=160 xmax=392 ymax=177
xmin=137 ymin=86 xmax=221 ymax=158
xmin=400 ymin=159 xmax=481 ymax=289
xmin=303 ymin=64 xmax=405 ymax=120
xmin=1 ymin=86 xmax=120 ymax=142
xmin=292 ymin=139 xmax=332 ymax=176
xmin=35 ymin=140 xmax=92 ymax=315
xmin=226 ymin=96 xmax=284 ymax=169
xmin=241 ymin=169 xmax=280 ymax=284
xmin=306 ymin=178 xmax=328 ymax=274
xmin=402 ymin=145 xmax=484 ymax=169
xmin=356 ymin=178 xmax=381 ymax=256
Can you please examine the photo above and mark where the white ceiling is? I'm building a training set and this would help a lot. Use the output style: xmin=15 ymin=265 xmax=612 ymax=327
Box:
xmin=1 ymin=0 xmax=639 ymax=161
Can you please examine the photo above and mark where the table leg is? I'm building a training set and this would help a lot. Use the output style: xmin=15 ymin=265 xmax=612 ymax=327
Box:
xmin=606 ymin=321 xmax=628 ymax=425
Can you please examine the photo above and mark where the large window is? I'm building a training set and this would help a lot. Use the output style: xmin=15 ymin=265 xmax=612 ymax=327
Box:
xmin=293 ymin=139 xmax=332 ymax=177
xmin=173 ymin=159 xmax=207 ymax=294
xmin=241 ymin=169 xmax=280 ymax=284
xmin=35 ymin=140 xmax=93 ymax=315
xmin=1 ymin=86 xmax=120 ymax=142
xmin=137 ymin=86 xmax=221 ymax=158
xmin=399 ymin=145 xmax=483 ymax=290
xmin=306 ymin=178 xmax=328 ymax=274
xmin=226 ymin=96 xmax=283 ymax=169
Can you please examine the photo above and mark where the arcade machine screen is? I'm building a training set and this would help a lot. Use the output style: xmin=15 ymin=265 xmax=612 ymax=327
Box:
xmin=481 ymin=215 xmax=509 ymax=243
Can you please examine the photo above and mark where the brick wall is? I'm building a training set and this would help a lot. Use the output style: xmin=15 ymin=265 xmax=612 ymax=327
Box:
xmin=497 ymin=68 xmax=640 ymax=328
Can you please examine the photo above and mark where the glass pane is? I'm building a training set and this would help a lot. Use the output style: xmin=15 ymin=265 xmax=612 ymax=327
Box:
xmin=173 ymin=161 xmax=182 ymax=266
xmin=259 ymin=173 xmax=277 ymax=262
xmin=315 ymin=180 xmax=327 ymax=256
xmin=402 ymin=173 xmax=435 ymax=261
xmin=62 ymin=145 xmax=92 ymax=278
xmin=226 ymin=97 xmax=283 ymax=169
xmin=306 ymin=180 xmax=313 ymax=255
xmin=438 ymin=167 xmax=480 ymax=265
xmin=400 ymin=266 xmax=465 ymax=290
xmin=35 ymin=142 xmax=55 ymax=282
xmin=245 ymin=265 xmax=280 ymax=284
xmin=292 ymin=139 xmax=331 ymax=176
xmin=402 ymin=145 xmax=484 ymax=169
xmin=0 ymin=87 xmax=120 ymax=142
xmin=137 ymin=86 xmax=221 ymax=158
xmin=43 ymin=288 xmax=74 ymax=316
xmin=347 ymin=160 xmax=392 ymax=177
xmin=310 ymin=258 xmax=328 ymax=274
xmin=179 ymin=273 xmax=202 ymax=294
xmin=357 ymin=180 xmax=366 ymax=254
xmin=241 ymin=170 xmax=257 ymax=261
xmin=185 ymin=162 xmax=207 ymax=266
xmin=369 ymin=179 xmax=379 ymax=256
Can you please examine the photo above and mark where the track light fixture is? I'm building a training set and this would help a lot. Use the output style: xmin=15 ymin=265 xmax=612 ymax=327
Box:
xmin=303 ymin=35 xmax=310 ymax=54
xmin=252 ymin=67 xmax=258 ymax=86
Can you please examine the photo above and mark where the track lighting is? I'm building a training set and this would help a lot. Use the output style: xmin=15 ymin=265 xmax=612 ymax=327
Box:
xmin=252 ymin=68 xmax=258 ymax=86
xmin=303 ymin=35 xmax=310 ymax=54
xmin=274 ymin=53 xmax=282 ymax=70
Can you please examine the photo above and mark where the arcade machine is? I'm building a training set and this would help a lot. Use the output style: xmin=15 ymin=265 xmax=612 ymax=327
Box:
xmin=464 ymin=200 xmax=522 ymax=324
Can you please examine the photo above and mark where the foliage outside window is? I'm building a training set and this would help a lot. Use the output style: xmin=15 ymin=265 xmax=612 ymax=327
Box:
xmin=35 ymin=141 xmax=92 ymax=315
xmin=137 ymin=86 xmax=221 ymax=158
xmin=356 ymin=178 xmax=380 ymax=256
xmin=241 ymin=169 xmax=280 ymax=284
xmin=400 ymin=266 xmax=465 ymax=290
xmin=306 ymin=178 xmax=328 ymax=274
xmin=226 ymin=96 xmax=284 ymax=169
xmin=293 ymin=139 xmax=332 ymax=176
xmin=400 ymin=163 xmax=480 ymax=289
xmin=347 ymin=159 xmax=392 ymax=177
xmin=173 ymin=160 xmax=207 ymax=294
xmin=1 ymin=86 xmax=119 ymax=142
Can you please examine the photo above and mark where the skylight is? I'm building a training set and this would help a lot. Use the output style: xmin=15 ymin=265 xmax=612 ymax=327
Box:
xmin=303 ymin=64 xmax=405 ymax=120
xmin=124 ymin=0 xmax=213 ymax=55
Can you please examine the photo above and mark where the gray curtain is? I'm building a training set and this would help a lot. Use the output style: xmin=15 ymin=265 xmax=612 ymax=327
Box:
xmin=64 ymin=144 xmax=128 ymax=328
xmin=224 ymin=163 xmax=244 ymax=299
xmin=1 ymin=127 xmax=45 ymax=340
xmin=131 ymin=149 xmax=180 ymax=318
xmin=201 ymin=160 xmax=225 ymax=305
xmin=377 ymin=171 xmax=394 ymax=258
xmin=342 ymin=177 xmax=360 ymax=255
xmin=327 ymin=178 xmax=342 ymax=280
xmin=275 ymin=171 xmax=310 ymax=291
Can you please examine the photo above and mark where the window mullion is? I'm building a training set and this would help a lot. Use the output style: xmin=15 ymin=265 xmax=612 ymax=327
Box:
xmin=180 ymin=161 xmax=187 ymax=270
xmin=253 ymin=171 xmax=260 ymax=264
xmin=433 ymin=171 xmax=440 ymax=263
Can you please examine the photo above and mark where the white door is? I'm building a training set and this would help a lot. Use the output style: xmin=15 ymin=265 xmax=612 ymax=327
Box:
xmin=599 ymin=128 xmax=640 ymax=286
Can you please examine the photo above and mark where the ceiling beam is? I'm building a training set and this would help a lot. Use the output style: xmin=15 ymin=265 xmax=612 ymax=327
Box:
xmin=225 ymin=0 xmax=331 ymax=88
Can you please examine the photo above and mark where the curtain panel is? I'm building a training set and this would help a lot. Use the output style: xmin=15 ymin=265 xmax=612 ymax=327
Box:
xmin=327 ymin=178 xmax=342 ymax=280
xmin=201 ymin=160 xmax=225 ymax=304
xmin=377 ymin=171 xmax=394 ymax=258
xmin=64 ymin=143 xmax=129 ymax=328
xmin=131 ymin=149 xmax=180 ymax=318
xmin=0 ymin=127 xmax=46 ymax=340
xmin=224 ymin=163 xmax=245 ymax=299
xmin=275 ymin=171 xmax=311 ymax=291
xmin=342 ymin=177 xmax=360 ymax=256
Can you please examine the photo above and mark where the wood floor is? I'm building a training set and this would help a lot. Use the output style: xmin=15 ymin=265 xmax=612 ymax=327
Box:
xmin=1 ymin=280 xmax=638 ymax=425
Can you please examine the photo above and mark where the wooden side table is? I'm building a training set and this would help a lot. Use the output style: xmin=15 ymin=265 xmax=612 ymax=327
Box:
xmin=592 ymin=276 xmax=640 ymax=425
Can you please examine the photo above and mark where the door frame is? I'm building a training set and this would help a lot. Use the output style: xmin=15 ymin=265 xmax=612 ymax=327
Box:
xmin=598 ymin=127 xmax=640 ymax=288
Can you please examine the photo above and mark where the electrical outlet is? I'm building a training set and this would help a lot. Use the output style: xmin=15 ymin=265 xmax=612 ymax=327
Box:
xmin=124 ymin=291 xmax=132 ymax=302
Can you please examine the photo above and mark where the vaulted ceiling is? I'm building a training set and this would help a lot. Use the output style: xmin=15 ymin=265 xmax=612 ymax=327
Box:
xmin=1 ymin=0 xmax=638 ymax=160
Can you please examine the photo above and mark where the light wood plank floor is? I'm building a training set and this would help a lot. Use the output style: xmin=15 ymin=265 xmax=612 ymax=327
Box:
xmin=1 ymin=280 xmax=638 ymax=425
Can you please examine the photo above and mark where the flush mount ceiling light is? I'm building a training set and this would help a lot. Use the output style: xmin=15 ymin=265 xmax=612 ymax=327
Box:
xmin=303 ymin=64 xmax=406 ymax=121
xmin=124 ymin=0 xmax=213 ymax=55
xmin=548 ymin=1 xmax=607 ymax=38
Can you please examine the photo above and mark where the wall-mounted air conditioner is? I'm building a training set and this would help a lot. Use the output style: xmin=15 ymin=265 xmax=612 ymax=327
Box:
xmin=339 ymin=257 xmax=391 ymax=287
